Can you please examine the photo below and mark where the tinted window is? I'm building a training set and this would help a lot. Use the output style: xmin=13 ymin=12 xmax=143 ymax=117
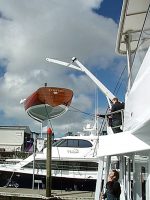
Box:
xmin=67 ymin=139 xmax=78 ymax=147
xmin=53 ymin=139 xmax=92 ymax=148
xmin=54 ymin=161 xmax=98 ymax=171
xmin=23 ymin=160 xmax=98 ymax=171
xmin=79 ymin=140 xmax=92 ymax=148
xmin=52 ymin=139 xmax=66 ymax=147
xmin=24 ymin=160 xmax=46 ymax=169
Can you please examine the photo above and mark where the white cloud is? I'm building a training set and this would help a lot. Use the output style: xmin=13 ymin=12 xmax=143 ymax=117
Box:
xmin=0 ymin=0 xmax=122 ymax=136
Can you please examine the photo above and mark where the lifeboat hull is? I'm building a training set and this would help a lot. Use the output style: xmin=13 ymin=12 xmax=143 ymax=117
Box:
xmin=24 ymin=87 xmax=73 ymax=121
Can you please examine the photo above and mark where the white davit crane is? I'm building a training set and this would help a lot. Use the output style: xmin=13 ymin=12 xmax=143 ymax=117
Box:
xmin=46 ymin=57 xmax=116 ymax=106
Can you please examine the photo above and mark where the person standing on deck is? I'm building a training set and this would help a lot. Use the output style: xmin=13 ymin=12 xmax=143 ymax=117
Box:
xmin=97 ymin=97 xmax=124 ymax=133
xmin=100 ymin=170 xmax=121 ymax=200
xmin=110 ymin=98 xmax=124 ymax=133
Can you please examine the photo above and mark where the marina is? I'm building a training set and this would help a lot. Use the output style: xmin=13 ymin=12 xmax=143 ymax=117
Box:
xmin=0 ymin=125 xmax=99 ymax=191
xmin=0 ymin=0 xmax=150 ymax=199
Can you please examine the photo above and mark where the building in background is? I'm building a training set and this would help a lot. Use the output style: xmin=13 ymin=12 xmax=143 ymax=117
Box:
xmin=0 ymin=126 xmax=35 ymax=152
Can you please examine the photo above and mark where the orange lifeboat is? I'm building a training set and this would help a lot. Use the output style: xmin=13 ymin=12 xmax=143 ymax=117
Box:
xmin=24 ymin=87 xmax=73 ymax=122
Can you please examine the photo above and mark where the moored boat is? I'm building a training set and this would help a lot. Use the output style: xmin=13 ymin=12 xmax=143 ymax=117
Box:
xmin=0 ymin=124 xmax=100 ymax=191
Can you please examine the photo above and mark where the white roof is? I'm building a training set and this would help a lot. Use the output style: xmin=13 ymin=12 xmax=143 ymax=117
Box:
xmin=97 ymin=131 xmax=150 ymax=157
xmin=116 ymin=0 xmax=150 ymax=54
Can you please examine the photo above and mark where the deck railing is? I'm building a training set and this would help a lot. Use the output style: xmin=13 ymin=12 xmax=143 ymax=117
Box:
xmin=104 ymin=109 xmax=124 ymax=134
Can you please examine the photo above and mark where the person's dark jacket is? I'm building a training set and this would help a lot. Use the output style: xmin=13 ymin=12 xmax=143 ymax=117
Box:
xmin=103 ymin=181 xmax=121 ymax=200
xmin=111 ymin=102 xmax=124 ymax=120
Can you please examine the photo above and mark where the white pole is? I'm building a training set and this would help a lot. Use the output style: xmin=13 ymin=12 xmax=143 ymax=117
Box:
xmin=40 ymin=123 xmax=42 ymax=138
xmin=32 ymin=133 xmax=36 ymax=189
xmin=94 ymin=157 xmax=104 ymax=200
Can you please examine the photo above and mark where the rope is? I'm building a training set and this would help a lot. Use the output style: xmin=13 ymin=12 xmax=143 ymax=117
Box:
xmin=3 ymin=171 xmax=15 ymax=188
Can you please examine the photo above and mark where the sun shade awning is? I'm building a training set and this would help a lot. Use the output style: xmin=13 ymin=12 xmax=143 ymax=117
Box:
xmin=97 ymin=131 xmax=150 ymax=157
xmin=116 ymin=0 xmax=150 ymax=54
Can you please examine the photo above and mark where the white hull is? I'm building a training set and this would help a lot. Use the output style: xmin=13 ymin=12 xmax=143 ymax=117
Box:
xmin=0 ymin=133 xmax=100 ymax=191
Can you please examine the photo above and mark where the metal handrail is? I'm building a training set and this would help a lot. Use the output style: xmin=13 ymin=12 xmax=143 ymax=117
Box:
xmin=104 ymin=109 xmax=124 ymax=132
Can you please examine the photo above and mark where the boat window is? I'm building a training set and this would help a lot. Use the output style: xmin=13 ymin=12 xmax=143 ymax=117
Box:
xmin=52 ymin=161 xmax=98 ymax=171
xmin=52 ymin=139 xmax=69 ymax=147
xmin=130 ymin=8 xmax=150 ymax=87
xmin=52 ymin=139 xmax=63 ymax=147
xmin=22 ymin=160 xmax=46 ymax=169
xmin=23 ymin=160 xmax=98 ymax=171
xmin=53 ymin=139 xmax=92 ymax=148
xmin=78 ymin=140 xmax=92 ymax=148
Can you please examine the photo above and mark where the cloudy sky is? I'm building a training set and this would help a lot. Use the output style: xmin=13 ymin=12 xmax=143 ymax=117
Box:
xmin=0 ymin=0 xmax=127 ymax=137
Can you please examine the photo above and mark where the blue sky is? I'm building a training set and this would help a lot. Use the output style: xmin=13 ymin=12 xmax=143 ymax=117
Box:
xmin=93 ymin=0 xmax=123 ymax=23
xmin=0 ymin=0 xmax=126 ymax=136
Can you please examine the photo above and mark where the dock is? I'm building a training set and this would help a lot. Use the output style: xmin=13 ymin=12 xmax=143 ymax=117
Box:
xmin=0 ymin=187 xmax=95 ymax=200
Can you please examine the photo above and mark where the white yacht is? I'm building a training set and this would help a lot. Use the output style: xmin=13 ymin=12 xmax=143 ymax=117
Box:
xmin=0 ymin=123 xmax=100 ymax=191
xmin=94 ymin=0 xmax=150 ymax=199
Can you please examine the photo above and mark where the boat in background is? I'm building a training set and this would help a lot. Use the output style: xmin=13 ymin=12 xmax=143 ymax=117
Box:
xmin=23 ymin=86 xmax=73 ymax=122
xmin=0 ymin=121 xmax=101 ymax=191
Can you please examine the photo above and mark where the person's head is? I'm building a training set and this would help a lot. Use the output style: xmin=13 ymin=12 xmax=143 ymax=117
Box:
xmin=108 ymin=170 xmax=119 ymax=182
xmin=112 ymin=98 xmax=119 ymax=104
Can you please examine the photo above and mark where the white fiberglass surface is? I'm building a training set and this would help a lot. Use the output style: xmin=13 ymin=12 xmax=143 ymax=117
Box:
xmin=124 ymin=47 xmax=150 ymax=140
xmin=130 ymin=8 xmax=150 ymax=86
xmin=116 ymin=0 xmax=150 ymax=54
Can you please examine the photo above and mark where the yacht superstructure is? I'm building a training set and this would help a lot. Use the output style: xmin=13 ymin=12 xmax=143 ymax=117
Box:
xmin=95 ymin=0 xmax=150 ymax=199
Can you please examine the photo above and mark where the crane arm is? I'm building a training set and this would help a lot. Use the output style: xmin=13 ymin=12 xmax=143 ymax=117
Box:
xmin=46 ymin=57 xmax=116 ymax=102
